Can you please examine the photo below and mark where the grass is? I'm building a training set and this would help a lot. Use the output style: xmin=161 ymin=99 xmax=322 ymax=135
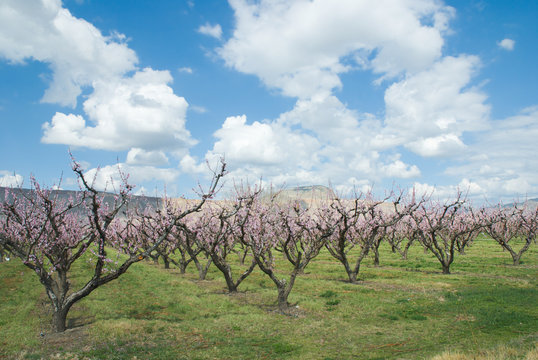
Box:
xmin=0 ymin=237 xmax=537 ymax=359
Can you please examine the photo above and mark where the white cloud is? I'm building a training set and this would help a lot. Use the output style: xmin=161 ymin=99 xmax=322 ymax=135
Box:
xmin=2 ymin=0 xmax=197 ymax=172
xmin=126 ymin=148 xmax=169 ymax=166
xmin=42 ymin=68 xmax=196 ymax=153
xmin=0 ymin=0 xmax=137 ymax=107
xmin=407 ymin=134 xmax=466 ymax=158
xmin=0 ymin=171 xmax=23 ymax=187
xmin=208 ymin=114 xmax=319 ymax=168
xmin=1 ymin=0 xmax=206 ymax=196
xmin=83 ymin=163 xmax=179 ymax=192
xmin=179 ymin=155 xmax=207 ymax=175
xmin=203 ymin=114 xmax=322 ymax=187
xmin=199 ymin=0 xmax=471 ymax=192
xmin=498 ymin=38 xmax=515 ymax=51
xmin=202 ymin=105 xmax=421 ymax=191
xmin=445 ymin=106 xmax=538 ymax=200
xmin=178 ymin=66 xmax=193 ymax=74
xmin=218 ymin=0 xmax=454 ymax=98
xmin=197 ymin=23 xmax=222 ymax=40
xmin=380 ymin=159 xmax=421 ymax=179
xmin=277 ymin=95 xmax=364 ymax=143
xmin=412 ymin=178 xmax=486 ymax=202
xmin=190 ymin=105 xmax=208 ymax=113
xmin=383 ymin=55 xmax=490 ymax=157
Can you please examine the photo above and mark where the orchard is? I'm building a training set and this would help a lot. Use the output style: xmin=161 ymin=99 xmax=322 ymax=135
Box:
xmin=0 ymin=160 xmax=537 ymax=359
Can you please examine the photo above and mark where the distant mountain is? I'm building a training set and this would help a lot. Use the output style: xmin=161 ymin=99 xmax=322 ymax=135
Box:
xmin=0 ymin=186 xmax=162 ymax=215
xmin=261 ymin=185 xmax=336 ymax=210
xmin=503 ymin=198 xmax=538 ymax=210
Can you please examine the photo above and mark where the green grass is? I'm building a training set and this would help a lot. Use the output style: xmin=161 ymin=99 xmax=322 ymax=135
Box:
xmin=0 ymin=237 xmax=537 ymax=359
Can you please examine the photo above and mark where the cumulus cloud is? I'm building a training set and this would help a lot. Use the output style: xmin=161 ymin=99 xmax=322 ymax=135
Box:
xmin=203 ymin=107 xmax=421 ymax=191
xmin=218 ymin=0 xmax=454 ymax=98
xmin=407 ymin=134 xmax=466 ymax=158
xmin=497 ymin=38 xmax=515 ymax=51
xmin=1 ymin=0 xmax=197 ymax=173
xmin=383 ymin=55 xmax=490 ymax=156
xmin=444 ymin=106 xmax=538 ymax=200
xmin=0 ymin=171 xmax=23 ymax=187
xmin=199 ymin=0 xmax=463 ymax=191
xmin=277 ymin=95 xmax=364 ymax=143
xmin=380 ymin=159 xmax=421 ymax=179
xmin=126 ymin=148 xmax=169 ymax=166
xmin=179 ymin=155 xmax=208 ymax=175
xmin=197 ymin=23 xmax=222 ymax=40
xmin=42 ymin=67 xmax=195 ymax=153
xmin=83 ymin=163 xmax=179 ymax=192
xmin=207 ymin=114 xmax=320 ymax=169
xmin=0 ymin=1 xmax=201 ymax=188
xmin=0 ymin=0 xmax=137 ymax=107
xmin=211 ymin=1 xmax=493 ymax=184
xmin=412 ymin=178 xmax=485 ymax=202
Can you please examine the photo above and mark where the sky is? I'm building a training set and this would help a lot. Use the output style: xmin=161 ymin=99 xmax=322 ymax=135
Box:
xmin=0 ymin=0 xmax=537 ymax=202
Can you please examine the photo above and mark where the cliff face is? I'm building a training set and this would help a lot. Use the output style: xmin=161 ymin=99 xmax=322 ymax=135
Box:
xmin=267 ymin=185 xmax=335 ymax=208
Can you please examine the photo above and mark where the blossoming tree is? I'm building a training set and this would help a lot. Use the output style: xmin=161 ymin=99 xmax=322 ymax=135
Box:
xmin=0 ymin=159 xmax=225 ymax=332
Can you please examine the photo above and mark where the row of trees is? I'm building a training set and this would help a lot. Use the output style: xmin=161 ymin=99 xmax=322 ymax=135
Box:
xmin=1 ymin=160 xmax=536 ymax=332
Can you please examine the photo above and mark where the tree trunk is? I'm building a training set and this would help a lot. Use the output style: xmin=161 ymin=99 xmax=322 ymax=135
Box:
xmin=441 ymin=263 xmax=451 ymax=274
xmin=277 ymin=285 xmax=291 ymax=311
xmin=223 ymin=269 xmax=238 ymax=292
xmin=341 ymin=259 xmax=358 ymax=283
xmin=193 ymin=256 xmax=212 ymax=280
xmin=275 ymin=273 xmax=297 ymax=312
xmin=163 ymin=256 xmax=170 ymax=269
xmin=52 ymin=306 xmax=69 ymax=332
xmin=198 ymin=259 xmax=212 ymax=280
xmin=373 ymin=247 xmax=380 ymax=266
xmin=212 ymin=259 xmax=238 ymax=292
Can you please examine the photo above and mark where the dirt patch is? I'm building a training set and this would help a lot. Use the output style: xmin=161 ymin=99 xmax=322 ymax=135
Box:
xmin=32 ymin=295 xmax=95 ymax=356
xmin=261 ymin=303 xmax=307 ymax=318
xmin=42 ymin=326 xmax=90 ymax=351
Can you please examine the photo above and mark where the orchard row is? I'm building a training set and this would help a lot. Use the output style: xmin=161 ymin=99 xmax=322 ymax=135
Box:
xmin=1 ymin=160 xmax=536 ymax=332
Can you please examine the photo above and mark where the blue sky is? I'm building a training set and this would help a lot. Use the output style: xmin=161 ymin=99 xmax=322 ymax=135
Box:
xmin=0 ymin=0 xmax=537 ymax=201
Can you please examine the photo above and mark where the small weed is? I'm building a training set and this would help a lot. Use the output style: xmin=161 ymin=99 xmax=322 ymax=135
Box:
xmin=325 ymin=299 xmax=340 ymax=306
xmin=272 ymin=342 xmax=296 ymax=354
xmin=379 ymin=313 xmax=399 ymax=321
xmin=320 ymin=290 xmax=337 ymax=298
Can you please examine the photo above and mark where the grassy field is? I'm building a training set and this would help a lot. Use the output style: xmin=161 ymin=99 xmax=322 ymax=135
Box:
xmin=1 ymin=237 xmax=537 ymax=359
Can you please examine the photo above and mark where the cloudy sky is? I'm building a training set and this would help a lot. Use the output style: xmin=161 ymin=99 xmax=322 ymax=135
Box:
xmin=0 ymin=0 xmax=537 ymax=201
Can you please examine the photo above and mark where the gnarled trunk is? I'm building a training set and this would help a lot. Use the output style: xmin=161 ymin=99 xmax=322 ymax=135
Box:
xmin=197 ymin=257 xmax=212 ymax=280
xmin=52 ymin=306 xmax=70 ymax=333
